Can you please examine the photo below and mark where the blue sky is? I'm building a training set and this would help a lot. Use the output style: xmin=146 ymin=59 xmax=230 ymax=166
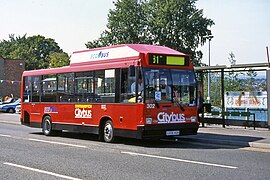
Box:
xmin=0 ymin=0 xmax=114 ymax=54
xmin=0 ymin=0 xmax=269 ymax=66
xmin=197 ymin=0 xmax=270 ymax=65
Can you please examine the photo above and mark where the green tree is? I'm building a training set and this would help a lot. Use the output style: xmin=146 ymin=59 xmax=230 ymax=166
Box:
xmin=246 ymin=69 xmax=257 ymax=91
xmin=0 ymin=34 xmax=69 ymax=70
xmin=209 ymin=72 xmax=222 ymax=106
xmin=48 ymin=52 xmax=70 ymax=68
xmin=86 ymin=0 xmax=214 ymax=66
xmin=228 ymin=51 xmax=236 ymax=65
xmin=86 ymin=0 xmax=148 ymax=48
xmin=0 ymin=34 xmax=29 ymax=61
xmin=224 ymin=52 xmax=259 ymax=92
xmin=146 ymin=0 xmax=214 ymax=65
xmin=224 ymin=52 xmax=242 ymax=92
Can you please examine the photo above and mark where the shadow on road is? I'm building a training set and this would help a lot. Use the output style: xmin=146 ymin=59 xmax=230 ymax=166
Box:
xmin=30 ymin=131 xmax=265 ymax=150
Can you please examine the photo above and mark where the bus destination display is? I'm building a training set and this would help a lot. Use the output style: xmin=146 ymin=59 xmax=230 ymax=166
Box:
xmin=148 ymin=54 xmax=188 ymax=66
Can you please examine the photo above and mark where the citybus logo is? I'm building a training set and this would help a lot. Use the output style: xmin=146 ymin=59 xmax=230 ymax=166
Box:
xmin=157 ymin=112 xmax=185 ymax=123
xmin=75 ymin=104 xmax=92 ymax=119
xmin=90 ymin=51 xmax=109 ymax=59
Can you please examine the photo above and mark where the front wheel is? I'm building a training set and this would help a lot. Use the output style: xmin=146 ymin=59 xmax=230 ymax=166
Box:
xmin=42 ymin=116 xmax=52 ymax=136
xmin=7 ymin=108 xmax=15 ymax=113
xmin=103 ymin=120 xmax=115 ymax=143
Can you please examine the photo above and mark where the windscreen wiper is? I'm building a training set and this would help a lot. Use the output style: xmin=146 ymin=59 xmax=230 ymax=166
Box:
xmin=175 ymin=101 xmax=185 ymax=112
xmin=154 ymin=100 xmax=160 ymax=109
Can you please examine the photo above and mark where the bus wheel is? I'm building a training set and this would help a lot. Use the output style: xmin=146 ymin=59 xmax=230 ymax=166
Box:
xmin=103 ymin=120 xmax=115 ymax=143
xmin=42 ymin=116 xmax=52 ymax=136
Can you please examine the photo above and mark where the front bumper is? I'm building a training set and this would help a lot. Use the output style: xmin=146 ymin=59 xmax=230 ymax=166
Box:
xmin=0 ymin=108 xmax=7 ymax=112
xmin=137 ymin=122 xmax=199 ymax=139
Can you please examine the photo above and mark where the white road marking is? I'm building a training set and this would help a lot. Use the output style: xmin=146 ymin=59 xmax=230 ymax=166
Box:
xmin=28 ymin=138 xmax=87 ymax=148
xmin=0 ymin=134 xmax=12 ymax=138
xmin=0 ymin=133 xmax=88 ymax=149
xmin=121 ymin=151 xmax=238 ymax=169
xmin=0 ymin=120 xmax=20 ymax=125
xmin=4 ymin=162 xmax=82 ymax=180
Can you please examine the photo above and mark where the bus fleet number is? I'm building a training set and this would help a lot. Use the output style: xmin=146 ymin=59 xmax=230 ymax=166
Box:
xmin=147 ymin=104 xmax=155 ymax=109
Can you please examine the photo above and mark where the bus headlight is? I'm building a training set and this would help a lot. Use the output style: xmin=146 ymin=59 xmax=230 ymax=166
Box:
xmin=191 ymin=116 xmax=196 ymax=122
xmin=146 ymin=118 xmax=152 ymax=124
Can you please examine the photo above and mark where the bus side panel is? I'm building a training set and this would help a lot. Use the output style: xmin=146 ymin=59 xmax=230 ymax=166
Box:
xmin=22 ymin=103 xmax=143 ymax=138
xmin=21 ymin=103 xmax=43 ymax=128
xmin=92 ymin=103 xmax=144 ymax=138
xmin=22 ymin=103 xmax=85 ymax=128
xmin=21 ymin=103 xmax=38 ymax=127
xmin=91 ymin=104 xmax=141 ymax=130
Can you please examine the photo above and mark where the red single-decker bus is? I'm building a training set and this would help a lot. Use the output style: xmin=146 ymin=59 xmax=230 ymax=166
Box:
xmin=21 ymin=44 xmax=199 ymax=142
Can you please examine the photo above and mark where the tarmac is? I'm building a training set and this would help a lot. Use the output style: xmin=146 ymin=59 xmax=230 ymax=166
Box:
xmin=1 ymin=114 xmax=270 ymax=149
xmin=180 ymin=124 xmax=270 ymax=149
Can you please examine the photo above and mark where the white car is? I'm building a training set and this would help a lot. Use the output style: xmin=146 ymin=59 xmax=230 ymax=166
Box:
xmin=0 ymin=98 xmax=13 ymax=105
xmin=0 ymin=99 xmax=21 ymax=113
xmin=15 ymin=104 xmax=21 ymax=114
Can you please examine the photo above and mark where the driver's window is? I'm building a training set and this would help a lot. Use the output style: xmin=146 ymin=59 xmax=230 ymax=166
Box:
xmin=144 ymin=69 xmax=171 ymax=102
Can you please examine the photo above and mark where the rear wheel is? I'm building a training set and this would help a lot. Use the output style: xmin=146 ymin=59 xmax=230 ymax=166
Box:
xmin=103 ymin=120 xmax=115 ymax=143
xmin=42 ymin=116 xmax=52 ymax=136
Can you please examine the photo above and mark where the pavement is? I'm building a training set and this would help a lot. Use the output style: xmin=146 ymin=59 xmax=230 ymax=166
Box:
xmin=1 ymin=113 xmax=270 ymax=149
xmin=180 ymin=124 xmax=270 ymax=149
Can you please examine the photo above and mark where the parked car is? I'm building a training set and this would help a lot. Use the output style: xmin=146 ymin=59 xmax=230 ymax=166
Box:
xmin=0 ymin=98 xmax=15 ymax=105
xmin=15 ymin=104 xmax=21 ymax=114
xmin=203 ymin=106 xmax=222 ymax=118
xmin=0 ymin=99 xmax=21 ymax=113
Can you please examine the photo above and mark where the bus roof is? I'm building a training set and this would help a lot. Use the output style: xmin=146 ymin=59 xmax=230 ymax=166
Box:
xmin=22 ymin=44 xmax=188 ymax=76
xmin=70 ymin=44 xmax=186 ymax=66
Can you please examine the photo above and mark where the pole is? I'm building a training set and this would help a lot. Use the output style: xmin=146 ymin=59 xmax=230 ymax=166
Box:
xmin=267 ymin=46 xmax=270 ymax=67
xmin=200 ymin=72 xmax=205 ymax=127
xmin=203 ymin=34 xmax=214 ymax=104
xmin=221 ymin=69 xmax=225 ymax=128
xmin=207 ymin=39 xmax=211 ymax=103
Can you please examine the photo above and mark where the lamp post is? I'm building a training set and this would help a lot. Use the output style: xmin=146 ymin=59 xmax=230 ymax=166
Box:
xmin=203 ymin=34 xmax=214 ymax=103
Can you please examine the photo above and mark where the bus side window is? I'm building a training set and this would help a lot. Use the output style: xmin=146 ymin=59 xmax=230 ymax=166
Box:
xmin=58 ymin=73 xmax=75 ymax=102
xmin=41 ymin=75 xmax=57 ymax=102
xmin=32 ymin=76 xmax=41 ymax=102
xmin=120 ymin=68 xmax=128 ymax=102
xmin=23 ymin=76 xmax=32 ymax=102
xmin=120 ymin=68 xmax=136 ymax=103
xmin=104 ymin=69 xmax=115 ymax=103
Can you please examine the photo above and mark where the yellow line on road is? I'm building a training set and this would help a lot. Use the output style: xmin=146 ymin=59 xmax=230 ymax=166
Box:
xmin=239 ymin=147 xmax=270 ymax=153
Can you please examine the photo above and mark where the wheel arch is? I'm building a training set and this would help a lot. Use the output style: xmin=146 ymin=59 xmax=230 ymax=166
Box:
xmin=41 ymin=114 xmax=51 ymax=127
xmin=99 ymin=116 xmax=112 ymax=135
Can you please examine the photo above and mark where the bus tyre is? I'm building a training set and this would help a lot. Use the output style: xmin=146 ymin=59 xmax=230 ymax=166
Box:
xmin=42 ymin=116 xmax=52 ymax=136
xmin=103 ymin=120 xmax=115 ymax=143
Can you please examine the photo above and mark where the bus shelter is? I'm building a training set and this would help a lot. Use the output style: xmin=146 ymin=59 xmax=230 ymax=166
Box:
xmin=195 ymin=63 xmax=269 ymax=129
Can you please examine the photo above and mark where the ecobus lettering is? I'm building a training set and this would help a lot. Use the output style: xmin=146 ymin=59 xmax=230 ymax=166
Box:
xmin=157 ymin=112 xmax=185 ymax=123
xmin=75 ymin=108 xmax=92 ymax=118
xmin=90 ymin=51 xmax=109 ymax=59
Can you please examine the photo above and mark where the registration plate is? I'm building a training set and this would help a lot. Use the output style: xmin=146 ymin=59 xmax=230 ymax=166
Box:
xmin=166 ymin=130 xmax=180 ymax=136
